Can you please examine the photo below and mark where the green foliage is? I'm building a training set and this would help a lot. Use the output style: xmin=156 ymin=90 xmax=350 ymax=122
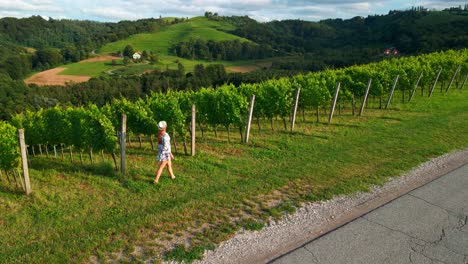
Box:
xmin=258 ymin=78 xmax=293 ymax=121
xmin=99 ymin=16 xmax=247 ymax=55
xmin=294 ymin=74 xmax=331 ymax=110
xmin=164 ymin=245 xmax=206 ymax=262
xmin=214 ymin=85 xmax=249 ymax=128
xmin=147 ymin=92 xmax=186 ymax=137
xmin=0 ymin=16 xmax=174 ymax=79
xmin=123 ymin=56 xmax=131 ymax=65
xmin=11 ymin=110 xmax=45 ymax=147
xmin=123 ymin=45 xmax=135 ymax=58
xmin=66 ymin=105 xmax=117 ymax=152
xmin=241 ymin=219 xmax=265 ymax=231
xmin=0 ymin=121 xmax=20 ymax=171
xmin=35 ymin=48 xmax=63 ymax=68
xmin=230 ymin=9 xmax=468 ymax=56
xmin=60 ymin=59 xmax=124 ymax=77
xmin=11 ymin=106 xmax=117 ymax=154
xmin=83 ymin=105 xmax=117 ymax=153
xmin=67 ymin=107 xmax=87 ymax=150
xmin=42 ymin=106 xmax=70 ymax=146
xmin=173 ymin=38 xmax=274 ymax=61
xmin=104 ymin=97 xmax=157 ymax=136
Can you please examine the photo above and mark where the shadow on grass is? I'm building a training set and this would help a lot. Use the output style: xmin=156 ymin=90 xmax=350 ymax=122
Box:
xmin=30 ymin=158 xmax=118 ymax=178
xmin=375 ymin=116 xmax=404 ymax=122
xmin=327 ymin=123 xmax=361 ymax=128
xmin=277 ymin=130 xmax=330 ymax=140
xmin=0 ymin=183 xmax=26 ymax=196
xmin=126 ymin=147 xmax=156 ymax=157
xmin=103 ymin=62 xmax=124 ymax=66
xmin=30 ymin=157 xmax=156 ymax=192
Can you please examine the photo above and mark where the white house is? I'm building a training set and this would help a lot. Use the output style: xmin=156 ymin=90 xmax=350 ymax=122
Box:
xmin=132 ymin=52 xmax=142 ymax=60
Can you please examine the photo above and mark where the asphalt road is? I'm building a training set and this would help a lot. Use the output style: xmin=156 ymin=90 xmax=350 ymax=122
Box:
xmin=271 ymin=164 xmax=468 ymax=264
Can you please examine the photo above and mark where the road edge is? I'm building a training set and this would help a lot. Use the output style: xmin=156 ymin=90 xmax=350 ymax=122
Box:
xmin=197 ymin=149 xmax=468 ymax=264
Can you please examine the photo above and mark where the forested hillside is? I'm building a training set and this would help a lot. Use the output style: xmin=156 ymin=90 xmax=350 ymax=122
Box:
xmin=222 ymin=8 xmax=468 ymax=69
xmin=0 ymin=16 xmax=182 ymax=79
xmin=0 ymin=6 xmax=467 ymax=120
xmin=226 ymin=8 xmax=468 ymax=54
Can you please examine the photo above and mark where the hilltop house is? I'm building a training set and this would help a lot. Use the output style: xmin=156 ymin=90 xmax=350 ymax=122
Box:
xmin=132 ymin=52 xmax=142 ymax=60
xmin=384 ymin=47 xmax=399 ymax=55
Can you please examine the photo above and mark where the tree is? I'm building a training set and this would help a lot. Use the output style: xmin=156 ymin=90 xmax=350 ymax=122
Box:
xmin=142 ymin=50 xmax=149 ymax=60
xmin=123 ymin=56 xmax=132 ymax=65
xmin=123 ymin=45 xmax=135 ymax=58
xmin=177 ymin=62 xmax=185 ymax=77
xmin=34 ymin=48 xmax=63 ymax=69
xmin=149 ymin=51 xmax=158 ymax=63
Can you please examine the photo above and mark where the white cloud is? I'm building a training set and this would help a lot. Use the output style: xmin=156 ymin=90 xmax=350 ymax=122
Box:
xmin=346 ymin=2 xmax=371 ymax=12
xmin=81 ymin=7 xmax=141 ymax=21
xmin=411 ymin=0 xmax=466 ymax=10
xmin=31 ymin=0 xmax=55 ymax=4
xmin=0 ymin=0 xmax=63 ymax=12
xmin=0 ymin=10 xmax=31 ymax=18
xmin=0 ymin=0 xmax=465 ymax=22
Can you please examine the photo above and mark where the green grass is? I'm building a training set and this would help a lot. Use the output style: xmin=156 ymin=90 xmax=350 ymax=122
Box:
xmin=99 ymin=16 xmax=249 ymax=55
xmin=60 ymin=60 xmax=124 ymax=77
xmin=1 ymin=88 xmax=467 ymax=263
xmin=61 ymin=56 xmax=264 ymax=77
xmin=41 ymin=16 xmax=262 ymax=78
xmin=156 ymin=55 xmax=263 ymax=72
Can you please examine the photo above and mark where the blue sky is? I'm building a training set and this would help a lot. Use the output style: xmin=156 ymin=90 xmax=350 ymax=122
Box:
xmin=0 ymin=0 xmax=465 ymax=22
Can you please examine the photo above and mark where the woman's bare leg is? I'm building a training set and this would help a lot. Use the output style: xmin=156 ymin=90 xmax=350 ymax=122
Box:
xmin=167 ymin=159 xmax=175 ymax=179
xmin=154 ymin=161 xmax=168 ymax=183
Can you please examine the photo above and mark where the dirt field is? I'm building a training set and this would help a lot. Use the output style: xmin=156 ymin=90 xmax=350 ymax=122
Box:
xmin=24 ymin=56 xmax=120 ymax=86
xmin=78 ymin=55 xmax=121 ymax=63
xmin=24 ymin=68 xmax=91 ymax=86
xmin=227 ymin=65 xmax=259 ymax=73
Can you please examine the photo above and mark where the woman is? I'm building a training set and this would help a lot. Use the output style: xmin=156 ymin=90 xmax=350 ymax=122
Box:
xmin=154 ymin=121 xmax=175 ymax=184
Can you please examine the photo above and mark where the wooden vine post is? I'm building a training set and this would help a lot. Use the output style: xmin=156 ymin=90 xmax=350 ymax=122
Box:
xmin=120 ymin=114 xmax=127 ymax=175
xmin=290 ymin=88 xmax=301 ymax=132
xmin=191 ymin=104 xmax=196 ymax=156
xmin=328 ymin=82 xmax=341 ymax=124
xmin=17 ymin=129 xmax=31 ymax=195
xmin=385 ymin=74 xmax=399 ymax=109
xmin=359 ymin=79 xmax=372 ymax=116
xmin=460 ymin=74 xmax=468 ymax=90
xmin=445 ymin=65 xmax=460 ymax=93
xmin=409 ymin=72 xmax=423 ymax=103
xmin=428 ymin=68 xmax=442 ymax=98
xmin=245 ymin=95 xmax=255 ymax=143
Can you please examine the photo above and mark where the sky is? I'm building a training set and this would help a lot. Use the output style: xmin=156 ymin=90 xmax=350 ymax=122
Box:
xmin=0 ymin=0 xmax=466 ymax=22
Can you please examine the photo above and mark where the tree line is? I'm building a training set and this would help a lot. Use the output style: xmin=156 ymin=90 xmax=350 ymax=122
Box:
xmin=0 ymin=63 xmax=301 ymax=120
xmin=172 ymin=38 xmax=276 ymax=61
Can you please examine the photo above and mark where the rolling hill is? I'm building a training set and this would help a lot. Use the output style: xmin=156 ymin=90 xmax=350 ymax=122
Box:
xmin=14 ymin=8 xmax=468 ymax=86
xmin=98 ymin=16 xmax=251 ymax=55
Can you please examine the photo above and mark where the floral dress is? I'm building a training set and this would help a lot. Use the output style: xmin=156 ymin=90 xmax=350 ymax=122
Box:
xmin=157 ymin=132 xmax=172 ymax=161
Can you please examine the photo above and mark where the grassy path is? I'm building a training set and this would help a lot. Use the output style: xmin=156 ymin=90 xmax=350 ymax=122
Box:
xmin=0 ymin=89 xmax=467 ymax=263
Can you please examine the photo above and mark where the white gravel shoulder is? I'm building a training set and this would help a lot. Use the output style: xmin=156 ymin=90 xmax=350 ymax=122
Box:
xmin=189 ymin=149 xmax=468 ymax=264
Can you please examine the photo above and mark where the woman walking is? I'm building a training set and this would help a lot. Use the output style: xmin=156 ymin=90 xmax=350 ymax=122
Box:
xmin=154 ymin=121 xmax=175 ymax=184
